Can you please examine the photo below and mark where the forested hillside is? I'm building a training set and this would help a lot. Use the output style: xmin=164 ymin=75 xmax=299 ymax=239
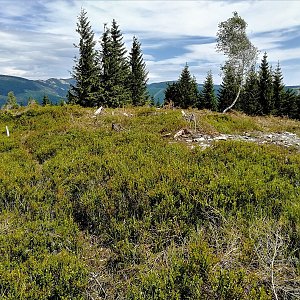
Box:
xmin=1 ymin=105 xmax=299 ymax=299
xmin=0 ymin=75 xmax=75 ymax=106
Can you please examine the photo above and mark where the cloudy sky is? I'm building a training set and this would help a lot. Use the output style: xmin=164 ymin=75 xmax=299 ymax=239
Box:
xmin=0 ymin=0 xmax=300 ymax=85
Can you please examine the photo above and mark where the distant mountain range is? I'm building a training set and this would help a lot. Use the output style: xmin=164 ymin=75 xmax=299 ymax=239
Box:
xmin=0 ymin=75 xmax=299 ymax=107
xmin=0 ymin=75 xmax=75 ymax=106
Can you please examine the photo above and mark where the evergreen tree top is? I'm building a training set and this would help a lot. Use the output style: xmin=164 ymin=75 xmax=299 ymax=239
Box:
xmin=76 ymin=9 xmax=96 ymax=49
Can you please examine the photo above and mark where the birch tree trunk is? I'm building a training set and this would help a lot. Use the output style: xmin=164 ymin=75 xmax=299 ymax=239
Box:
xmin=222 ymin=83 xmax=242 ymax=113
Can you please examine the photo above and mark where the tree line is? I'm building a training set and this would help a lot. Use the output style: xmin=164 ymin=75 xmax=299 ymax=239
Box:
xmin=164 ymin=11 xmax=300 ymax=120
xmin=165 ymin=52 xmax=300 ymax=119
xmin=69 ymin=9 xmax=300 ymax=120
xmin=4 ymin=9 xmax=298 ymax=121
xmin=68 ymin=9 xmax=149 ymax=108
xmin=2 ymin=91 xmax=58 ymax=109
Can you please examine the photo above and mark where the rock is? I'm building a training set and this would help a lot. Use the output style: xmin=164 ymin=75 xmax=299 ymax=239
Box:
xmin=214 ymin=135 xmax=227 ymax=141
xmin=94 ymin=106 xmax=104 ymax=116
xmin=177 ymin=130 xmax=300 ymax=151
xmin=193 ymin=137 xmax=206 ymax=142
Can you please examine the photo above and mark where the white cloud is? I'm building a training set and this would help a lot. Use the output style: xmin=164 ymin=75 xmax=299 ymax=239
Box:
xmin=0 ymin=0 xmax=299 ymax=84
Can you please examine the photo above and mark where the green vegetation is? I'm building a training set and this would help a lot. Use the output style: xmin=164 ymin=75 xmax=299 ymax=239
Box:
xmin=0 ymin=8 xmax=299 ymax=300
xmin=164 ymin=65 xmax=199 ymax=109
xmin=218 ymin=62 xmax=240 ymax=113
xmin=1 ymin=105 xmax=299 ymax=299
xmin=129 ymin=36 xmax=149 ymax=106
xmin=0 ymin=75 xmax=74 ymax=106
xmin=162 ymin=14 xmax=300 ymax=120
xmin=216 ymin=11 xmax=258 ymax=113
xmin=200 ymin=71 xmax=218 ymax=111
xmin=68 ymin=9 xmax=99 ymax=107
xmin=68 ymin=10 xmax=149 ymax=108
xmin=258 ymin=52 xmax=274 ymax=115
xmin=2 ymin=91 xmax=19 ymax=110
xmin=2 ymin=10 xmax=300 ymax=118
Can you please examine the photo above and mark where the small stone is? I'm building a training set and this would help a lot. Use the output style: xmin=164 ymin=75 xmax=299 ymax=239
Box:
xmin=193 ymin=137 xmax=206 ymax=142
xmin=214 ymin=136 xmax=227 ymax=141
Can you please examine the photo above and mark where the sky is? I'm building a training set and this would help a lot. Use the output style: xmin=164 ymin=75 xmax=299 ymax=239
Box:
xmin=0 ymin=0 xmax=300 ymax=85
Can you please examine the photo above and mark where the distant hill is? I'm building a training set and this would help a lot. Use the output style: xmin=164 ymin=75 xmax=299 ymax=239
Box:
xmin=288 ymin=86 xmax=300 ymax=95
xmin=0 ymin=75 xmax=74 ymax=106
xmin=147 ymin=81 xmax=175 ymax=104
xmin=0 ymin=74 xmax=298 ymax=106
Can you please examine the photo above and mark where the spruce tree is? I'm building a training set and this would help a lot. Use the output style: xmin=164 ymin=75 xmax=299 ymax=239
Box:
xmin=201 ymin=71 xmax=217 ymax=111
xmin=3 ymin=91 xmax=19 ymax=109
xmin=296 ymin=93 xmax=300 ymax=120
xmin=177 ymin=65 xmax=199 ymax=108
xmin=164 ymin=82 xmax=179 ymax=105
xmin=164 ymin=65 xmax=198 ymax=108
xmin=240 ymin=66 xmax=260 ymax=115
xmin=218 ymin=62 xmax=239 ymax=112
xmin=68 ymin=9 xmax=99 ymax=107
xmin=98 ymin=24 xmax=113 ymax=107
xmin=108 ymin=19 xmax=131 ymax=107
xmin=258 ymin=52 xmax=274 ymax=115
xmin=281 ymin=89 xmax=298 ymax=119
xmin=272 ymin=61 xmax=285 ymax=116
xmin=42 ymin=94 xmax=51 ymax=106
xmin=129 ymin=36 xmax=149 ymax=106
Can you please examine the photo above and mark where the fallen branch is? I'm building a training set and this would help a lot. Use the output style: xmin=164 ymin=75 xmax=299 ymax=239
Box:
xmin=174 ymin=128 xmax=192 ymax=139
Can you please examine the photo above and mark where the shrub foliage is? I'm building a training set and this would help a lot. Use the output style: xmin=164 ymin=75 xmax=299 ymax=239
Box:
xmin=0 ymin=105 xmax=299 ymax=299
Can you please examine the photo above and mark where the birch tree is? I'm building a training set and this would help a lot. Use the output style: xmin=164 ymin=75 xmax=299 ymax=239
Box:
xmin=216 ymin=11 xmax=258 ymax=113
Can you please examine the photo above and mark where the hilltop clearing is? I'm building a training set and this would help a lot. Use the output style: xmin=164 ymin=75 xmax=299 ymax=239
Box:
xmin=1 ymin=106 xmax=300 ymax=299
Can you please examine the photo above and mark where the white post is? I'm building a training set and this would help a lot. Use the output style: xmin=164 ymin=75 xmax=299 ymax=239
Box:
xmin=6 ymin=126 xmax=9 ymax=137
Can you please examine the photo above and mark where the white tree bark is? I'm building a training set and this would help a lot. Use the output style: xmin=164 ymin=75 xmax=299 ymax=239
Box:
xmin=222 ymin=85 xmax=241 ymax=113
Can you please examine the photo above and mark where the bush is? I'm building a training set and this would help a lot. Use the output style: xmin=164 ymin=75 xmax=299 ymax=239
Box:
xmin=0 ymin=105 xmax=299 ymax=298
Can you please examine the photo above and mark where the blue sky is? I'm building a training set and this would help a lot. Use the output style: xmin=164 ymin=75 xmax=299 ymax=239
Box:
xmin=0 ymin=0 xmax=300 ymax=85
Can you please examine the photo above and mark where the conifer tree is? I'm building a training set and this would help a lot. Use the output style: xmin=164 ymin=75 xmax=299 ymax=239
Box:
xmin=164 ymin=65 xmax=198 ymax=108
xmin=129 ymin=36 xmax=149 ymax=106
xmin=218 ymin=62 xmax=239 ymax=112
xmin=258 ymin=52 xmax=274 ymax=115
xmin=177 ymin=65 xmax=199 ymax=108
xmin=164 ymin=82 xmax=179 ymax=105
xmin=98 ymin=24 xmax=113 ymax=107
xmin=42 ymin=94 xmax=51 ymax=106
xmin=3 ymin=91 xmax=19 ymax=109
xmin=272 ymin=62 xmax=285 ymax=116
xmin=107 ymin=19 xmax=131 ymax=107
xmin=240 ymin=66 xmax=260 ymax=115
xmin=296 ymin=93 xmax=300 ymax=120
xmin=201 ymin=71 xmax=218 ymax=111
xmin=281 ymin=89 xmax=298 ymax=119
xmin=68 ymin=9 xmax=99 ymax=107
